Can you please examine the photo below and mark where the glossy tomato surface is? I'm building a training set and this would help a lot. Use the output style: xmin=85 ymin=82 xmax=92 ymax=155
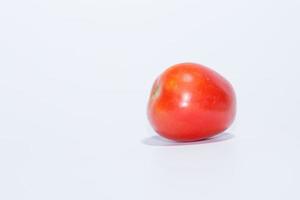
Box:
xmin=147 ymin=63 xmax=236 ymax=142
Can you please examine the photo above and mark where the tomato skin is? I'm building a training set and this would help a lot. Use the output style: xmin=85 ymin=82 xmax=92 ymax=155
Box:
xmin=147 ymin=63 xmax=236 ymax=142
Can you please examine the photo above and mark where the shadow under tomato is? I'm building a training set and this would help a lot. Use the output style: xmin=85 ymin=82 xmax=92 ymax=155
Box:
xmin=142 ymin=132 xmax=234 ymax=146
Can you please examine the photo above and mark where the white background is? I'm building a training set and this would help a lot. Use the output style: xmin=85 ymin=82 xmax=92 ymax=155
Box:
xmin=0 ymin=0 xmax=300 ymax=199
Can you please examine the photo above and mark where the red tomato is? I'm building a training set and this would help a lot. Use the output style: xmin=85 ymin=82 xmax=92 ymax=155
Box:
xmin=147 ymin=63 xmax=236 ymax=142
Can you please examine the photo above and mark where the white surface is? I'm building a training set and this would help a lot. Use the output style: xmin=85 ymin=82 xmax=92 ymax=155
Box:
xmin=1 ymin=0 xmax=300 ymax=199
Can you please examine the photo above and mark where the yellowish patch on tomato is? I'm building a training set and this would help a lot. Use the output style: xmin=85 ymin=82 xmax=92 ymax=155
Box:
xmin=165 ymin=79 xmax=178 ymax=91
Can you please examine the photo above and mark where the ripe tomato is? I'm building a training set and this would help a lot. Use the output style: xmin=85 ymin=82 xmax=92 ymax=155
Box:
xmin=147 ymin=63 xmax=236 ymax=142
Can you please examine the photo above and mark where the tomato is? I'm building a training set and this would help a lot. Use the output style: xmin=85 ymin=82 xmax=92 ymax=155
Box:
xmin=147 ymin=63 xmax=236 ymax=142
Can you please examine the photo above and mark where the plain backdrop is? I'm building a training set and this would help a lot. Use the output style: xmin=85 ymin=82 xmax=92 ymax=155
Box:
xmin=0 ymin=0 xmax=300 ymax=199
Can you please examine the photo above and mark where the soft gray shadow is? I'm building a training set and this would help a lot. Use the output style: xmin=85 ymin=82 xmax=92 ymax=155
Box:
xmin=142 ymin=132 xmax=234 ymax=146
